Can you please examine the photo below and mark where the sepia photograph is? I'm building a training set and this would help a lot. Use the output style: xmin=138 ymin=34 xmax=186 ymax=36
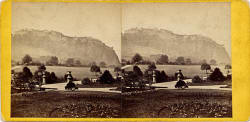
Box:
xmin=11 ymin=2 xmax=232 ymax=118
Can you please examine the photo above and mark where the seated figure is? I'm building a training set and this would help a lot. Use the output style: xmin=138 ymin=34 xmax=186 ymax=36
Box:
xmin=175 ymin=80 xmax=188 ymax=88
xmin=65 ymin=81 xmax=78 ymax=90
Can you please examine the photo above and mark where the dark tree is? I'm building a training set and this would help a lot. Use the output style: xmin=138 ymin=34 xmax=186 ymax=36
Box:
xmin=47 ymin=56 xmax=59 ymax=65
xmin=225 ymin=64 xmax=232 ymax=75
xmin=133 ymin=65 xmax=143 ymax=77
xmin=176 ymin=57 xmax=185 ymax=65
xmin=148 ymin=63 xmax=157 ymax=71
xmin=114 ymin=66 xmax=121 ymax=72
xmin=209 ymin=68 xmax=225 ymax=81
xmin=192 ymin=75 xmax=203 ymax=83
xmin=38 ymin=64 xmax=46 ymax=71
xmin=48 ymin=72 xmax=57 ymax=84
xmin=90 ymin=64 xmax=101 ymax=76
xmin=157 ymin=71 xmax=168 ymax=83
xmin=99 ymin=70 xmax=114 ymax=84
xmin=210 ymin=59 xmax=217 ymax=65
xmin=121 ymin=59 xmax=128 ymax=66
xmin=132 ymin=53 xmax=143 ymax=64
xmin=114 ymin=66 xmax=121 ymax=76
xmin=66 ymin=58 xmax=74 ymax=66
xmin=22 ymin=67 xmax=33 ymax=82
xmin=34 ymin=65 xmax=48 ymax=83
xmin=157 ymin=55 xmax=169 ymax=64
xmin=82 ymin=77 xmax=91 ymax=85
xmin=186 ymin=58 xmax=192 ymax=65
xmin=201 ymin=63 xmax=211 ymax=76
xmin=22 ymin=54 xmax=32 ymax=65
xmin=75 ymin=60 xmax=81 ymax=66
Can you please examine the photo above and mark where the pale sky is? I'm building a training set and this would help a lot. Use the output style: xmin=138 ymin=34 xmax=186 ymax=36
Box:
xmin=12 ymin=2 xmax=231 ymax=59
xmin=12 ymin=2 xmax=122 ymax=60
xmin=122 ymin=2 xmax=231 ymax=57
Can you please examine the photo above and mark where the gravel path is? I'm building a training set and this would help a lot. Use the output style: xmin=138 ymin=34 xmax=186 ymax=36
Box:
xmin=42 ymin=79 xmax=231 ymax=93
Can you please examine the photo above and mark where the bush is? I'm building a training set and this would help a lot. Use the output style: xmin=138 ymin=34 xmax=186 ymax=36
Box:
xmin=82 ymin=77 xmax=91 ymax=85
xmin=192 ymin=75 xmax=203 ymax=83
xmin=156 ymin=70 xmax=168 ymax=83
xmin=133 ymin=65 xmax=143 ymax=77
xmin=226 ymin=74 xmax=232 ymax=80
xmin=47 ymin=72 xmax=58 ymax=84
xmin=144 ymin=70 xmax=168 ymax=83
xmin=99 ymin=70 xmax=114 ymax=84
xmin=209 ymin=68 xmax=225 ymax=81
xmin=22 ymin=67 xmax=33 ymax=81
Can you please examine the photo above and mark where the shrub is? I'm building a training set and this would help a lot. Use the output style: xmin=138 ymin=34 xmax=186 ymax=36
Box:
xmin=209 ymin=68 xmax=225 ymax=81
xmin=192 ymin=75 xmax=203 ymax=83
xmin=160 ymin=71 xmax=168 ymax=82
xmin=133 ymin=65 xmax=143 ymax=77
xmin=226 ymin=74 xmax=232 ymax=80
xmin=148 ymin=63 xmax=157 ymax=71
xmin=39 ymin=64 xmax=46 ymax=71
xmin=82 ymin=77 xmax=91 ymax=85
xmin=22 ymin=67 xmax=33 ymax=81
xmin=156 ymin=70 xmax=168 ymax=83
xmin=99 ymin=70 xmax=114 ymax=84
xmin=47 ymin=72 xmax=58 ymax=84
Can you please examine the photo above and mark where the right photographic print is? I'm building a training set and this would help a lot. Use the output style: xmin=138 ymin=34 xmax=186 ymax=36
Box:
xmin=121 ymin=2 xmax=232 ymax=118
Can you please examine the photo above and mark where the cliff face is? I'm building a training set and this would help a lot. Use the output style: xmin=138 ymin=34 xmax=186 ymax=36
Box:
xmin=12 ymin=29 xmax=120 ymax=66
xmin=122 ymin=28 xmax=231 ymax=64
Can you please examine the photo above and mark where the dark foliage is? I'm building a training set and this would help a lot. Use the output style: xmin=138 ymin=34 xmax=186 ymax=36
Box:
xmin=46 ymin=72 xmax=58 ymax=84
xmin=22 ymin=67 xmax=33 ymax=80
xmin=133 ymin=65 xmax=143 ymax=77
xmin=144 ymin=70 xmax=168 ymax=83
xmin=82 ymin=77 xmax=91 ymax=85
xmin=22 ymin=54 xmax=32 ymax=64
xmin=90 ymin=65 xmax=101 ymax=74
xmin=99 ymin=70 xmax=114 ymax=84
xmin=39 ymin=64 xmax=46 ymax=71
xmin=192 ymin=75 xmax=203 ymax=83
xmin=209 ymin=68 xmax=225 ymax=81
xmin=148 ymin=63 xmax=157 ymax=71
xmin=176 ymin=57 xmax=185 ymax=65
xmin=132 ymin=53 xmax=143 ymax=64
xmin=159 ymin=71 xmax=168 ymax=82
xmin=157 ymin=55 xmax=169 ymax=64
xmin=201 ymin=63 xmax=211 ymax=72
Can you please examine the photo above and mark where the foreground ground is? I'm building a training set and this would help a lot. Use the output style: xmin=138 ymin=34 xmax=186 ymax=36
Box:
xmin=11 ymin=89 xmax=232 ymax=118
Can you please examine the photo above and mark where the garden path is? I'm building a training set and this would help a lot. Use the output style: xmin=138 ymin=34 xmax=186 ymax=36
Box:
xmin=42 ymin=79 xmax=231 ymax=93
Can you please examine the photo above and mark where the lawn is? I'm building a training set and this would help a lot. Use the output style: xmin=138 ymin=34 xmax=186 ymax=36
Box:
xmin=11 ymin=89 xmax=232 ymax=118
xmin=76 ymin=83 xmax=121 ymax=88
xmin=187 ymin=79 xmax=232 ymax=86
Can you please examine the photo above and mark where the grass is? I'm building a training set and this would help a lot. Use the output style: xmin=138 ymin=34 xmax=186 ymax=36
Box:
xmin=187 ymin=79 xmax=232 ymax=86
xmin=11 ymin=89 xmax=232 ymax=118
xmin=76 ymin=82 xmax=121 ymax=88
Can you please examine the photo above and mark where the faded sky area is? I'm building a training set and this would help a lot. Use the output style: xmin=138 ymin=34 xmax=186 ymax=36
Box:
xmin=12 ymin=2 xmax=122 ymax=60
xmin=12 ymin=2 xmax=231 ymax=59
xmin=122 ymin=2 xmax=231 ymax=57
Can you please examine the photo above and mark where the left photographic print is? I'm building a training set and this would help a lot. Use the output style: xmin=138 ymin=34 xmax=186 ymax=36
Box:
xmin=11 ymin=2 xmax=122 ymax=118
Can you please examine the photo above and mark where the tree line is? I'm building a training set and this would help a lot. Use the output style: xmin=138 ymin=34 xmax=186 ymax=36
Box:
xmin=121 ymin=53 xmax=218 ymax=65
xmin=15 ymin=54 xmax=107 ymax=67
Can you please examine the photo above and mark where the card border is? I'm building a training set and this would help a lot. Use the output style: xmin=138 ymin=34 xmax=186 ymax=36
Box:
xmin=1 ymin=0 xmax=250 ymax=121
